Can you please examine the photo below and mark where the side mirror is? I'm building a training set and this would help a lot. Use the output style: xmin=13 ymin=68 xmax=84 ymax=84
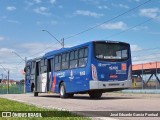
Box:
xmin=24 ymin=67 xmax=26 ymax=72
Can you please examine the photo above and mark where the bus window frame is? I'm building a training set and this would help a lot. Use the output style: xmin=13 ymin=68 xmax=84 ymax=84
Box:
xmin=53 ymin=46 xmax=89 ymax=71
xmin=94 ymin=42 xmax=130 ymax=62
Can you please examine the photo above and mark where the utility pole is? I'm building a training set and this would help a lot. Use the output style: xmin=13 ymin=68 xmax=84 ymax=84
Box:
xmin=7 ymin=70 xmax=9 ymax=94
xmin=142 ymin=63 xmax=143 ymax=89
xmin=42 ymin=30 xmax=65 ymax=48
xmin=156 ymin=61 xmax=158 ymax=89
xmin=61 ymin=38 xmax=64 ymax=48
xmin=24 ymin=57 xmax=27 ymax=94
xmin=1 ymin=73 xmax=3 ymax=81
xmin=12 ymin=51 xmax=27 ymax=94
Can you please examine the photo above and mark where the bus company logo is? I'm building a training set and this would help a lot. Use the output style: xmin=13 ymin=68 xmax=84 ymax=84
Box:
xmin=98 ymin=63 xmax=102 ymax=67
xmin=69 ymin=70 xmax=74 ymax=80
xmin=80 ymin=71 xmax=85 ymax=76
xmin=57 ymin=72 xmax=65 ymax=78
xmin=98 ymin=63 xmax=109 ymax=67
xmin=2 ymin=112 xmax=11 ymax=117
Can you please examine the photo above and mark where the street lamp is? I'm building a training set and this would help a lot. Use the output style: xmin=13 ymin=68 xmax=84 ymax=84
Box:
xmin=12 ymin=51 xmax=27 ymax=94
xmin=42 ymin=29 xmax=64 ymax=48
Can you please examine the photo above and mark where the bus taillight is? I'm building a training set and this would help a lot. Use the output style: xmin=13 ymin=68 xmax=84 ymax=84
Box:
xmin=92 ymin=64 xmax=98 ymax=80
xmin=110 ymin=74 xmax=118 ymax=79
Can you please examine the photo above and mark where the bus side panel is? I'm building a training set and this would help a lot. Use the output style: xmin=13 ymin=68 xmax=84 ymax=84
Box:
xmin=53 ymin=69 xmax=89 ymax=93
xmin=26 ymin=61 xmax=32 ymax=92
xmin=52 ymin=70 xmax=74 ymax=93
xmin=26 ymin=79 xmax=31 ymax=92
xmin=41 ymin=73 xmax=47 ymax=92
xmin=53 ymin=44 xmax=92 ymax=93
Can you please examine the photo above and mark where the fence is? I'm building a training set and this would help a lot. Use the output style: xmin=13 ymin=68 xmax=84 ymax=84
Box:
xmin=0 ymin=84 xmax=24 ymax=94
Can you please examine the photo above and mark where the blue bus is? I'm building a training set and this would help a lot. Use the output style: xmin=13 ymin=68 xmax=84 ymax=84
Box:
xmin=25 ymin=41 xmax=132 ymax=98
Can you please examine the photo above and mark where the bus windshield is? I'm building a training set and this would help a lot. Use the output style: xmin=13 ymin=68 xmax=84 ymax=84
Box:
xmin=94 ymin=42 xmax=129 ymax=61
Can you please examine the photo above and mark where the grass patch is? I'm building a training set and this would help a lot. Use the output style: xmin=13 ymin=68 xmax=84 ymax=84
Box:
xmin=0 ymin=98 xmax=90 ymax=120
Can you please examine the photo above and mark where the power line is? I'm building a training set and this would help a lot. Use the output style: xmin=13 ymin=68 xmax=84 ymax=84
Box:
xmin=133 ymin=55 xmax=160 ymax=62
xmin=23 ymin=0 xmax=151 ymax=59
xmin=64 ymin=0 xmax=151 ymax=40
xmin=132 ymin=47 xmax=160 ymax=52
xmin=3 ymin=0 xmax=151 ymax=69
xmin=132 ymin=51 xmax=160 ymax=58
xmin=28 ymin=42 xmax=59 ymax=58
xmin=0 ymin=62 xmax=22 ymax=64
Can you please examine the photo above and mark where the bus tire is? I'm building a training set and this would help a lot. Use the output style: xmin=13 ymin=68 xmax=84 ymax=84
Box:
xmin=31 ymin=83 xmax=34 ymax=92
xmin=89 ymin=91 xmax=102 ymax=99
xmin=60 ymin=82 xmax=68 ymax=98
xmin=34 ymin=92 xmax=38 ymax=97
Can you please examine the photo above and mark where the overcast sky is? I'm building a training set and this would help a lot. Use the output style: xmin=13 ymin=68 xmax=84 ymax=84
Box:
xmin=0 ymin=0 xmax=160 ymax=80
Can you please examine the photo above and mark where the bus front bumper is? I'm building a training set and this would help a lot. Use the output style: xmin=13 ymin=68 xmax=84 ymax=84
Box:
xmin=89 ymin=79 xmax=132 ymax=90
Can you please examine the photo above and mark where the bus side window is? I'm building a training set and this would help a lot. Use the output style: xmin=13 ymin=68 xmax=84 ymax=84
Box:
xmin=26 ymin=65 xmax=31 ymax=79
xmin=69 ymin=50 xmax=78 ymax=69
xmin=48 ymin=59 xmax=52 ymax=72
xmin=36 ymin=62 xmax=40 ymax=76
xmin=31 ymin=61 xmax=35 ymax=74
xmin=40 ymin=59 xmax=43 ymax=74
xmin=54 ymin=55 xmax=61 ymax=71
xmin=62 ymin=53 xmax=69 ymax=70
xmin=44 ymin=59 xmax=47 ymax=73
xmin=40 ymin=59 xmax=47 ymax=73
xmin=78 ymin=47 xmax=88 ymax=67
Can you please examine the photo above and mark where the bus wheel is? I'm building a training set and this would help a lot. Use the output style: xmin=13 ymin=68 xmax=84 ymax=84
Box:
xmin=89 ymin=91 xmax=102 ymax=99
xmin=60 ymin=82 xmax=68 ymax=98
xmin=34 ymin=92 xmax=38 ymax=97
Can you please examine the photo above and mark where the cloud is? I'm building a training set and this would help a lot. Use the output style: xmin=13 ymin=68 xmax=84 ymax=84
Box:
xmin=7 ymin=20 xmax=20 ymax=24
xmin=130 ymin=44 xmax=142 ymax=52
xmin=36 ymin=20 xmax=58 ymax=25
xmin=132 ymin=26 xmax=148 ymax=31
xmin=0 ymin=36 xmax=5 ymax=41
xmin=99 ymin=21 xmax=127 ymax=30
xmin=75 ymin=10 xmax=104 ymax=18
xmin=139 ymin=8 xmax=160 ymax=20
xmin=58 ymin=5 xmax=63 ymax=9
xmin=128 ymin=0 xmax=141 ymax=2
xmin=50 ymin=0 xmax=56 ymax=4
xmin=118 ymin=4 xmax=129 ymax=9
xmin=20 ymin=42 xmax=60 ymax=58
xmin=0 ymin=48 xmax=16 ymax=59
xmin=6 ymin=6 xmax=16 ymax=11
xmin=34 ymin=7 xmax=51 ymax=16
xmin=149 ymin=32 xmax=160 ymax=35
xmin=81 ymin=0 xmax=100 ymax=5
xmin=51 ymin=20 xmax=58 ymax=25
xmin=97 ymin=5 xmax=108 ymax=9
xmin=33 ymin=0 xmax=41 ymax=4
xmin=112 ymin=3 xmax=129 ymax=9
xmin=0 ymin=48 xmax=14 ymax=53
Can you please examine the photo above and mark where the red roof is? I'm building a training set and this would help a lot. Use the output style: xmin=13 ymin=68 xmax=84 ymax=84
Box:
xmin=132 ymin=62 xmax=160 ymax=70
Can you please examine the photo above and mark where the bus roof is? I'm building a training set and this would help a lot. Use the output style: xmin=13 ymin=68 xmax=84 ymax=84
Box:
xmin=45 ymin=40 xmax=129 ymax=57
xmin=27 ymin=40 xmax=130 ymax=61
xmin=44 ymin=41 xmax=92 ymax=58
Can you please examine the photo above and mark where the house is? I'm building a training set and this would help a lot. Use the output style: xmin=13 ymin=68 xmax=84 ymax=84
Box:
xmin=1 ymin=79 xmax=16 ymax=85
